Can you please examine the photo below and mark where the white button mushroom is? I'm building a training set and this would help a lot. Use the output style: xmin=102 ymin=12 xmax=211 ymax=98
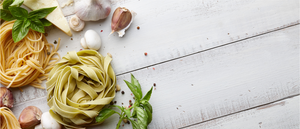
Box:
xmin=69 ymin=15 xmax=85 ymax=31
xmin=80 ymin=30 xmax=102 ymax=50
xmin=34 ymin=123 xmax=43 ymax=129
xmin=40 ymin=112 xmax=61 ymax=129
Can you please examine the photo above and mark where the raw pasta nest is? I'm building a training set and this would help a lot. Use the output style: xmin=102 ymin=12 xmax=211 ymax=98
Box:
xmin=46 ymin=50 xmax=116 ymax=128
xmin=0 ymin=20 xmax=60 ymax=89
xmin=0 ymin=107 xmax=21 ymax=129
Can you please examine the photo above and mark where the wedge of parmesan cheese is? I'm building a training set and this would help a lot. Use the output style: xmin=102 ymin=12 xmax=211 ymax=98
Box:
xmin=24 ymin=0 xmax=72 ymax=36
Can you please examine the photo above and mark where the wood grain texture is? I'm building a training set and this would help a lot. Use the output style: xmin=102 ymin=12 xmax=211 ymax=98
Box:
xmin=11 ymin=25 xmax=299 ymax=129
xmin=185 ymin=96 xmax=299 ymax=129
xmin=50 ymin=0 xmax=300 ymax=75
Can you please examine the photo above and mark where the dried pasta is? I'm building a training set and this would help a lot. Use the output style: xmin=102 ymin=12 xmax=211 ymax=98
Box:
xmin=46 ymin=50 xmax=116 ymax=128
xmin=0 ymin=20 xmax=60 ymax=89
xmin=0 ymin=107 xmax=21 ymax=129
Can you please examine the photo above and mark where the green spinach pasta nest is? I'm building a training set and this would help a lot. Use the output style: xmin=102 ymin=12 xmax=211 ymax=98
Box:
xmin=46 ymin=50 xmax=116 ymax=128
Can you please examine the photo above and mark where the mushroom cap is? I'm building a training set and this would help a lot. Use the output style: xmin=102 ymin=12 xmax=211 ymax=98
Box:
xmin=41 ymin=112 xmax=61 ymax=129
xmin=80 ymin=38 xmax=88 ymax=49
xmin=69 ymin=15 xmax=85 ymax=31
xmin=84 ymin=30 xmax=101 ymax=50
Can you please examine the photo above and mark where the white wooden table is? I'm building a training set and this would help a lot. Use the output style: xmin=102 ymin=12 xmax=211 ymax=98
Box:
xmin=7 ymin=0 xmax=300 ymax=128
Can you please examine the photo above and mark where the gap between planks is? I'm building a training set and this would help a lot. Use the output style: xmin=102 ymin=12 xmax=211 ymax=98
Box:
xmin=179 ymin=94 xmax=300 ymax=129
xmin=116 ymin=23 xmax=300 ymax=77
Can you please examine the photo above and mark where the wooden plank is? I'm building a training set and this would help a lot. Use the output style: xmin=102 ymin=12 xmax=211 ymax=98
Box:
xmin=11 ymin=25 xmax=299 ymax=128
xmin=50 ymin=0 xmax=300 ymax=75
xmin=185 ymin=96 xmax=299 ymax=129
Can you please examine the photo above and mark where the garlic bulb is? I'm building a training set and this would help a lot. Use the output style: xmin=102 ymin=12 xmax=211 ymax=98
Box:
xmin=69 ymin=15 xmax=85 ymax=31
xmin=111 ymin=7 xmax=137 ymax=37
xmin=80 ymin=30 xmax=102 ymax=50
xmin=75 ymin=0 xmax=111 ymax=21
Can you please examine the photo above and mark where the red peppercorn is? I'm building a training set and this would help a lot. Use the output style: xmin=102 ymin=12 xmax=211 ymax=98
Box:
xmin=144 ymin=52 xmax=147 ymax=56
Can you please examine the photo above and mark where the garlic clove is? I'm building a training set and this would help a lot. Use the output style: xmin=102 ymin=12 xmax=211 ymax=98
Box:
xmin=111 ymin=7 xmax=132 ymax=32
xmin=0 ymin=87 xmax=14 ymax=108
xmin=19 ymin=106 xmax=43 ymax=129
xmin=69 ymin=15 xmax=85 ymax=31
xmin=111 ymin=7 xmax=136 ymax=37
xmin=84 ymin=30 xmax=102 ymax=50
xmin=117 ymin=11 xmax=137 ymax=37
xmin=80 ymin=38 xmax=88 ymax=49
xmin=75 ymin=0 xmax=111 ymax=21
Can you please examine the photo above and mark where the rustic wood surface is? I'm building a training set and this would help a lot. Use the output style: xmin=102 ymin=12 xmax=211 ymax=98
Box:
xmin=2 ymin=0 xmax=299 ymax=128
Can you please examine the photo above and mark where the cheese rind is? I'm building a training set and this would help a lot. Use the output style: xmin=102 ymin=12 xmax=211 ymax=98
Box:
xmin=24 ymin=0 xmax=72 ymax=36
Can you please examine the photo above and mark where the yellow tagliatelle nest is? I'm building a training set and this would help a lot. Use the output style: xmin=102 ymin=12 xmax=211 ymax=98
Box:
xmin=46 ymin=50 xmax=116 ymax=128
xmin=0 ymin=107 xmax=21 ymax=129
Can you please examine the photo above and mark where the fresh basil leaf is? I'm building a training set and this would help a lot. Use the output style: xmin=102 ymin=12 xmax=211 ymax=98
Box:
xmin=28 ymin=6 xmax=56 ymax=19
xmin=95 ymin=108 xmax=117 ymax=123
xmin=124 ymin=109 xmax=131 ymax=118
xmin=10 ymin=0 xmax=24 ymax=7
xmin=131 ymin=74 xmax=143 ymax=97
xmin=143 ymin=103 xmax=152 ymax=124
xmin=136 ymin=107 xmax=148 ymax=129
xmin=8 ymin=6 xmax=27 ymax=20
xmin=128 ymin=119 xmax=140 ymax=129
xmin=2 ymin=0 xmax=13 ymax=10
xmin=30 ymin=19 xmax=44 ymax=33
xmin=40 ymin=18 xmax=52 ymax=26
xmin=142 ymin=101 xmax=153 ymax=114
xmin=23 ymin=18 xmax=30 ymax=28
xmin=12 ymin=19 xmax=29 ymax=42
xmin=0 ymin=9 xmax=15 ymax=21
xmin=124 ymin=80 xmax=141 ymax=100
xmin=131 ymin=108 xmax=137 ymax=118
xmin=142 ymin=87 xmax=153 ymax=102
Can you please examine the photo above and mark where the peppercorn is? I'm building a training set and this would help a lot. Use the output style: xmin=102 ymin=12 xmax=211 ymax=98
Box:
xmin=144 ymin=52 xmax=147 ymax=56
xmin=54 ymin=40 xmax=57 ymax=44
xmin=114 ymin=101 xmax=117 ymax=104
xmin=137 ymin=26 xmax=140 ymax=30
xmin=153 ymin=83 xmax=156 ymax=86
xmin=121 ymin=91 xmax=125 ymax=94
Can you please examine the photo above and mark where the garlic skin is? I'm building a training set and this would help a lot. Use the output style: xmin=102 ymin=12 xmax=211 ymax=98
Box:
xmin=75 ymin=0 xmax=111 ymax=21
xmin=80 ymin=30 xmax=102 ymax=50
xmin=69 ymin=15 xmax=85 ymax=31
xmin=111 ymin=7 xmax=137 ymax=37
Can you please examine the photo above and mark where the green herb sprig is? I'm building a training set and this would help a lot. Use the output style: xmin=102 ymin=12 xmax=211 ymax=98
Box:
xmin=96 ymin=74 xmax=153 ymax=129
xmin=0 ymin=0 xmax=56 ymax=42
